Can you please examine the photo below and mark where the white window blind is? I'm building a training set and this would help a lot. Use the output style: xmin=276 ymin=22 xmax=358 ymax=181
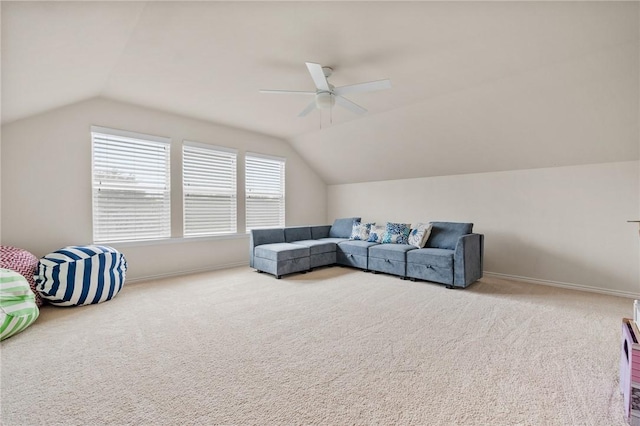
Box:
xmin=245 ymin=153 xmax=285 ymax=231
xmin=91 ymin=127 xmax=171 ymax=243
xmin=183 ymin=142 xmax=237 ymax=236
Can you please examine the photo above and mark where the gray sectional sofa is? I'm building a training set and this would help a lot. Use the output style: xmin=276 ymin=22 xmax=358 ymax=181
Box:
xmin=249 ymin=218 xmax=484 ymax=288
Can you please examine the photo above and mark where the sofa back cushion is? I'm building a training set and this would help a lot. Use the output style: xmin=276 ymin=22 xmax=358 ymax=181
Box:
xmin=329 ymin=217 xmax=361 ymax=238
xmin=426 ymin=222 xmax=473 ymax=250
xmin=251 ymin=228 xmax=285 ymax=247
xmin=310 ymin=225 xmax=331 ymax=239
xmin=284 ymin=226 xmax=312 ymax=242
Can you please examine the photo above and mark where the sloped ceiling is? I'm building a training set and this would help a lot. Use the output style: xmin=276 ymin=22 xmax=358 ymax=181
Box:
xmin=2 ymin=1 xmax=638 ymax=184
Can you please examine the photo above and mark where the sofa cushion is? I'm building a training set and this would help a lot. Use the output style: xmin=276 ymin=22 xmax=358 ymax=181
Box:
xmin=317 ymin=237 xmax=349 ymax=244
xmin=382 ymin=222 xmax=411 ymax=244
xmin=251 ymin=228 xmax=285 ymax=246
xmin=408 ymin=223 xmax=433 ymax=249
xmin=367 ymin=224 xmax=386 ymax=243
xmin=407 ymin=248 xmax=454 ymax=269
xmin=338 ymin=240 xmax=378 ymax=257
xmin=329 ymin=217 xmax=361 ymax=238
xmin=368 ymin=244 xmax=416 ymax=262
xmin=254 ymin=243 xmax=310 ymax=262
xmin=349 ymin=222 xmax=374 ymax=241
xmin=284 ymin=226 xmax=312 ymax=242
xmin=290 ymin=239 xmax=336 ymax=255
xmin=426 ymin=222 xmax=473 ymax=250
xmin=310 ymin=225 xmax=331 ymax=239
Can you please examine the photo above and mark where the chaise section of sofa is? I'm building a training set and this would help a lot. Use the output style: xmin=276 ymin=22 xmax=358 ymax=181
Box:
xmin=250 ymin=228 xmax=310 ymax=279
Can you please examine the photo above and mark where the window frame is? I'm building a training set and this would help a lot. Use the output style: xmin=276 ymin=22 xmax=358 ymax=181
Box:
xmin=91 ymin=126 xmax=171 ymax=243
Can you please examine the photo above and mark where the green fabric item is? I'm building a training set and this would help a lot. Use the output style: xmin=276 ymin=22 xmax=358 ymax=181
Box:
xmin=0 ymin=268 xmax=39 ymax=341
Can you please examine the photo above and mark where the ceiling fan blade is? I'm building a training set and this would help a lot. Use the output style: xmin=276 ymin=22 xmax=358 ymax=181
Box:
xmin=298 ymin=100 xmax=317 ymax=117
xmin=333 ymin=79 xmax=392 ymax=96
xmin=335 ymin=96 xmax=367 ymax=115
xmin=259 ymin=90 xmax=316 ymax=95
xmin=305 ymin=62 xmax=330 ymax=92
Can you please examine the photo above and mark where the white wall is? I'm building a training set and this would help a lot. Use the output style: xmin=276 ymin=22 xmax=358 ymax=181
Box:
xmin=328 ymin=161 xmax=640 ymax=297
xmin=1 ymin=97 xmax=327 ymax=280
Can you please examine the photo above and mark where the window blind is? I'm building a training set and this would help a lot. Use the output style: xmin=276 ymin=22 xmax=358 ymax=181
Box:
xmin=91 ymin=128 xmax=171 ymax=243
xmin=245 ymin=154 xmax=285 ymax=231
xmin=183 ymin=142 xmax=237 ymax=236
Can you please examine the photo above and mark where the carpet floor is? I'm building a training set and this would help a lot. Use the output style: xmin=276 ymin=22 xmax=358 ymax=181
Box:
xmin=0 ymin=266 xmax=633 ymax=425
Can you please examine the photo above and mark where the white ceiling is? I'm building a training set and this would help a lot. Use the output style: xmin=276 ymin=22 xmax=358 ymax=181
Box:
xmin=2 ymin=1 xmax=639 ymax=184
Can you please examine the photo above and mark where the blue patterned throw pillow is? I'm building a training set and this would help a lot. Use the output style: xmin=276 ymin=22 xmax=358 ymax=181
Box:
xmin=350 ymin=221 xmax=374 ymax=241
xmin=382 ymin=222 xmax=411 ymax=244
xmin=367 ymin=224 xmax=387 ymax=243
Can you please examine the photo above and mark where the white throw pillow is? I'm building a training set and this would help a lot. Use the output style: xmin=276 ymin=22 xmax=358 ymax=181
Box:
xmin=408 ymin=223 xmax=433 ymax=248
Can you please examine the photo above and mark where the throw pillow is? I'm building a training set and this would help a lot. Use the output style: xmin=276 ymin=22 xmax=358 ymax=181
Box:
xmin=382 ymin=222 xmax=411 ymax=244
xmin=408 ymin=222 xmax=433 ymax=248
xmin=367 ymin=224 xmax=387 ymax=243
xmin=349 ymin=222 xmax=374 ymax=241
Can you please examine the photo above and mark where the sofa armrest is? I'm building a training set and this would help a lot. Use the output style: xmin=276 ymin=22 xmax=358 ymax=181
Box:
xmin=453 ymin=233 xmax=484 ymax=287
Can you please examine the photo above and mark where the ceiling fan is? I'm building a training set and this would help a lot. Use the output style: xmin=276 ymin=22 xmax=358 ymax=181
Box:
xmin=260 ymin=62 xmax=391 ymax=117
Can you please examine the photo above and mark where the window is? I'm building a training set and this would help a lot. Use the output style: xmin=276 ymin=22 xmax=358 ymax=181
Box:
xmin=183 ymin=142 xmax=237 ymax=236
xmin=245 ymin=153 xmax=285 ymax=231
xmin=91 ymin=126 xmax=171 ymax=243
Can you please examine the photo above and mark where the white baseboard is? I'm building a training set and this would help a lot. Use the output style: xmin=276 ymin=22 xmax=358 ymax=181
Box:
xmin=483 ymin=271 xmax=640 ymax=299
xmin=126 ymin=261 xmax=250 ymax=284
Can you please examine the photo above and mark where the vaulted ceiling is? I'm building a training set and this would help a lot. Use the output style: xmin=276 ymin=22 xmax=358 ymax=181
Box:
xmin=2 ymin=1 xmax=638 ymax=184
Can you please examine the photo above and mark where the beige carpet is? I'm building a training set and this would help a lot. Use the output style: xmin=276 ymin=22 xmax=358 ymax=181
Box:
xmin=0 ymin=266 xmax=633 ymax=425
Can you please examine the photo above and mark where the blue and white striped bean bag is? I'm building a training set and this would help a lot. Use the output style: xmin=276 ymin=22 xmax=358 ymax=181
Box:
xmin=35 ymin=245 xmax=127 ymax=306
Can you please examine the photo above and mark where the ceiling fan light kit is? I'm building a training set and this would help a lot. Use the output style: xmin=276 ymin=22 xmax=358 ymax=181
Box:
xmin=315 ymin=92 xmax=335 ymax=109
xmin=260 ymin=62 xmax=391 ymax=117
